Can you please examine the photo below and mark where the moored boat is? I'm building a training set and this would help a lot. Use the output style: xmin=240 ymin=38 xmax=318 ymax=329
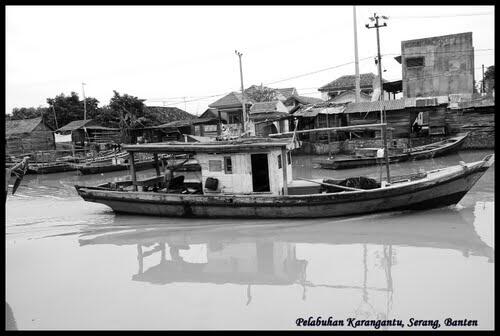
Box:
xmin=316 ymin=132 xmax=469 ymax=170
xmin=75 ymin=138 xmax=494 ymax=218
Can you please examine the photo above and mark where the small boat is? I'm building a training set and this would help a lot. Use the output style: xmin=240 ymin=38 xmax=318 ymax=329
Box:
xmin=27 ymin=161 xmax=77 ymax=174
xmin=316 ymin=133 xmax=469 ymax=170
xmin=75 ymin=137 xmax=494 ymax=218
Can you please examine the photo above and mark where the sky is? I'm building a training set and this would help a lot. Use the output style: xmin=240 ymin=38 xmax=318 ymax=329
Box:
xmin=6 ymin=5 xmax=495 ymax=117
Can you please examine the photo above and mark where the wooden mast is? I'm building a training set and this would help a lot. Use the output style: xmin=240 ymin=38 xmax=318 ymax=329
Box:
xmin=129 ymin=151 xmax=137 ymax=191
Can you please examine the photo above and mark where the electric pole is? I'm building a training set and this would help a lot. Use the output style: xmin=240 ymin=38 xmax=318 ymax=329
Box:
xmin=482 ymin=64 xmax=485 ymax=94
xmin=366 ymin=13 xmax=390 ymax=183
xmin=365 ymin=13 xmax=388 ymax=105
xmin=82 ymin=82 xmax=87 ymax=121
xmin=235 ymin=50 xmax=247 ymax=134
xmin=51 ymin=102 xmax=59 ymax=130
xmin=353 ymin=6 xmax=361 ymax=103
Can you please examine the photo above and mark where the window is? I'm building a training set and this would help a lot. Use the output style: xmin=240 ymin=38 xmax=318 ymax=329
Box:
xmin=224 ymin=156 xmax=232 ymax=174
xmin=228 ymin=112 xmax=241 ymax=124
xmin=209 ymin=160 xmax=222 ymax=172
xmin=287 ymin=152 xmax=292 ymax=165
xmin=278 ymin=154 xmax=282 ymax=169
xmin=406 ymin=57 xmax=425 ymax=68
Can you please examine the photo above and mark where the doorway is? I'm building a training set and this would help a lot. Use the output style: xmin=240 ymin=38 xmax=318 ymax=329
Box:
xmin=251 ymin=153 xmax=270 ymax=192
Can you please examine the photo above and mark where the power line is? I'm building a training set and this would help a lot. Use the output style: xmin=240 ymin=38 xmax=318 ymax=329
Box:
xmin=263 ymin=56 xmax=376 ymax=86
xmin=390 ymin=12 xmax=494 ymax=19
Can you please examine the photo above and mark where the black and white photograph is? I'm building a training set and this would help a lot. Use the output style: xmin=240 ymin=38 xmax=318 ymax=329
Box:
xmin=5 ymin=5 xmax=495 ymax=330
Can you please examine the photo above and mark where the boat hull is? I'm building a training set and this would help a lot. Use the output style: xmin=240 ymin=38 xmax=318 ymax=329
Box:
xmin=75 ymin=156 xmax=492 ymax=218
xmin=319 ymin=133 xmax=468 ymax=170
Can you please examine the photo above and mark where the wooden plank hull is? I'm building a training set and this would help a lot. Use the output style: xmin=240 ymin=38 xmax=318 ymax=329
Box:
xmin=27 ymin=162 xmax=77 ymax=174
xmin=75 ymin=160 xmax=200 ymax=175
xmin=75 ymin=155 xmax=493 ymax=218
xmin=319 ymin=133 xmax=468 ymax=170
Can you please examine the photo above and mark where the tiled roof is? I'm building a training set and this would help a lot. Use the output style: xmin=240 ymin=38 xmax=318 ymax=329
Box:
xmin=6 ymin=117 xmax=45 ymax=137
xmin=209 ymin=92 xmax=251 ymax=108
xmin=144 ymin=106 xmax=197 ymax=124
xmin=292 ymin=95 xmax=324 ymax=105
xmin=294 ymin=104 xmax=345 ymax=117
xmin=57 ymin=119 xmax=96 ymax=132
xmin=275 ymin=87 xmax=297 ymax=99
xmin=319 ymin=73 xmax=387 ymax=92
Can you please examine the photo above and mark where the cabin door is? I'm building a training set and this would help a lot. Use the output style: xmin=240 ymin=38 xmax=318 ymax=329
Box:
xmin=251 ymin=153 xmax=270 ymax=192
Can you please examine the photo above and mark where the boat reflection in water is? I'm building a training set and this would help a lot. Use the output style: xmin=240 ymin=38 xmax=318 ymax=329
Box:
xmin=78 ymin=206 xmax=493 ymax=322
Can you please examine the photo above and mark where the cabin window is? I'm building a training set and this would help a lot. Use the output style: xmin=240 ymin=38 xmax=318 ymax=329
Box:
xmin=287 ymin=152 xmax=292 ymax=165
xmin=224 ymin=156 xmax=232 ymax=174
xmin=278 ymin=154 xmax=282 ymax=169
xmin=209 ymin=160 xmax=222 ymax=172
xmin=406 ymin=57 xmax=425 ymax=68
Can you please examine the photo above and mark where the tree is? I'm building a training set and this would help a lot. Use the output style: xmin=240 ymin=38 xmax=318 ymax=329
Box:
xmin=245 ymin=85 xmax=278 ymax=102
xmin=109 ymin=91 xmax=147 ymax=143
xmin=46 ymin=92 xmax=99 ymax=129
xmin=9 ymin=106 xmax=54 ymax=129
xmin=484 ymin=65 xmax=494 ymax=93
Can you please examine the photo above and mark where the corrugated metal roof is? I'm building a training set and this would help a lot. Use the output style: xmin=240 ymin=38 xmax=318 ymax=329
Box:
xmin=5 ymin=117 xmax=45 ymax=137
xmin=249 ymin=111 xmax=290 ymax=122
xmin=57 ymin=119 xmax=96 ymax=132
xmin=294 ymin=106 xmax=321 ymax=117
xmin=344 ymin=99 xmax=406 ymax=114
xmin=319 ymin=106 xmax=346 ymax=114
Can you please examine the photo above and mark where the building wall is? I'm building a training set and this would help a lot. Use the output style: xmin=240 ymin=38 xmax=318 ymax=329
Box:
xmin=197 ymin=149 xmax=292 ymax=195
xmin=402 ymin=32 xmax=474 ymax=98
xmin=6 ymin=122 xmax=55 ymax=155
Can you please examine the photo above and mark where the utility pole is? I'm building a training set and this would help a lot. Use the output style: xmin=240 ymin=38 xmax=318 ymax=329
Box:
xmin=235 ymin=50 xmax=247 ymax=134
xmin=51 ymin=102 xmax=59 ymax=130
xmin=353 ymin=6 xmax=361 ymax=103
xmin=482 ymin=64 xmax=485 ymax=94
xmin=366 ymin=13 xmax=390 ymax=183
xmin=82 ymin=82 xmax=87 ymax=121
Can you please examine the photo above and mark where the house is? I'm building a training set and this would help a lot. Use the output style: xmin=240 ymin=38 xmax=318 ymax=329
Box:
xmin=5 ymin=117 xmax=55 ymax=155
xmin=208 ymin=92 xmax=254 ymax=136
xmin=398 ymin=32 xmax=475 ymax=98
xmin=56 ymin=119 xmax=120 ymax=147
xmin=207 ymin=86 xmax=301 ymax=137
xmin=248 ymin=101 xmax=291 ymax=136
xmin=318 ymin=73 xmax=389 ymax=101
xmin=293 ymin=102 xmax=347 ymax=142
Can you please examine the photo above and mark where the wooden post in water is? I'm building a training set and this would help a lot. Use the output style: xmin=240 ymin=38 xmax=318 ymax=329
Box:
xmin=382 ymin=121 xmax=391 ymax=183
xmin=281 ymin=147 xmax=288 ymax=195
xmin=129 ymin=152 xmax=138 ymax=191
xmin=153 ymin=153 xmax=160 ymax=176
xmin=326 ymin=113 xmax=332 ymax=158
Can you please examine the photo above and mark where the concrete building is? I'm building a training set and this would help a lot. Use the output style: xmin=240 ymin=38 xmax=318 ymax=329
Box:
xmin=400 ymin=32 xmax=474 ymax=98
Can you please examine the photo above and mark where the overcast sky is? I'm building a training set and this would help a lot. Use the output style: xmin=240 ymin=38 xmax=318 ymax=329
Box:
xmin=6 ymin=5 xmax=494 ymax=116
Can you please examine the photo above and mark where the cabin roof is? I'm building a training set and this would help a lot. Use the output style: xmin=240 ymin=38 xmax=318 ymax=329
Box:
xmin=122 ymin=138 xmax=294 ymax=153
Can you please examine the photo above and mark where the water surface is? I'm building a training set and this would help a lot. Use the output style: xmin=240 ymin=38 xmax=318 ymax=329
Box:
xmin=6 ymin=150 xmax=494 ymax=330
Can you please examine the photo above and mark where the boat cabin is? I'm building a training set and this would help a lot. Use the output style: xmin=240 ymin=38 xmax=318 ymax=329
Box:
xmin=121 ymin=138 xmax=297 ymax=196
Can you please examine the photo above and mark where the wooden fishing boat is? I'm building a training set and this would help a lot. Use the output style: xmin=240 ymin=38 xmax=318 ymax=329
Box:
xmin=74 ymin=155 xmax=200 ymax=175
xmin=75 ymin=137 xmax=494 ymax=218
xmin=316 ymin=132 xmax=469 ymax=170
